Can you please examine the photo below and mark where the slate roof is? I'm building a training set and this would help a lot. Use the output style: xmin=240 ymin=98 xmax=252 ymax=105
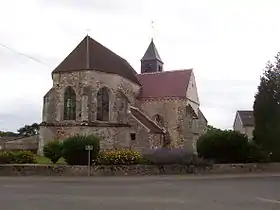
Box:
xmin=129 ymin=106 xmax=165 ymax=134
xmin=137 ymin=69 xmax=192 ymax=98
xmin=141 ymin=39 xmax=163 ymax=63
xmin=237 ymin=110 xmax=254 ymax=126
xmin=52 ymin=35 xmax=141 ymax=85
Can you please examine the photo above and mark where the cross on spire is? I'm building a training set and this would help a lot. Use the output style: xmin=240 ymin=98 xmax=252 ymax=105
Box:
xmin=151 ymin=20 xmax=155 ymax=40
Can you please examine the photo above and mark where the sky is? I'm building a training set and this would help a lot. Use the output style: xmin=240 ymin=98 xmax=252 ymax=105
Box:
xmin=1 ymin=0 xmax=280 ymax=132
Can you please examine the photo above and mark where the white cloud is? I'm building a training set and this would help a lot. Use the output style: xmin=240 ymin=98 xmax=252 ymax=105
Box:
xmin=0 ymin=0 xmax=279 ymax=131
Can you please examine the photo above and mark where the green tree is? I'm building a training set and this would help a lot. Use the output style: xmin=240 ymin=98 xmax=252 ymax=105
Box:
xmin=43 ymin=140 xmax=63 ymax=164
xmin=253 ymin=52 xmax=280 ymax=161
xmin=207 ymin=125 xmax=222 ymax=132
xmin=17 ymin=123 xmax=39 ymax=137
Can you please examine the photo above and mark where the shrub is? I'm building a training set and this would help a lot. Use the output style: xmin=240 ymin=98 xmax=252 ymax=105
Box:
xmin=0 ymin=151 xmax=37 ymax=164
xmin=12 ymin=151 xmax=37 ymax=164
xmin=247 ymin=142 xmax=270 ymax=163
xmin=62 ymin=135 xmax=100 ymax=165
xmin=43 ymin=140 xmax=63 ymax=164
xmin=96 ymin=149 xmax=145 ymax=165
xmin=0 ymin=151 xmax=12 ymax=164
xmin=142 ymin=148 xmax=195 ymax=165
xmin=197 ymin=129 xmax=251 ymax=163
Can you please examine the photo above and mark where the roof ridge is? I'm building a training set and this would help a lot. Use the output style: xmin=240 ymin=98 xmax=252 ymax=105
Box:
xmin=138 ymin=68 xmax=193 ymax=76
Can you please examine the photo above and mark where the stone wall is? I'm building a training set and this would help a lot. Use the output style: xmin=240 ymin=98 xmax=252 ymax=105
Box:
xmin=40 ymin=70 xmax=142 ymax=154
xmin=38 ymin=117 xmax=157 ymax=155
xmin=44 ymin=70 xmax=140 ymax=123
xmin=180 ymin=107 xmax=208 ymax=153
xmin=39 ymin=124 xmax=132 ymax=154
xmin=0 ymin=163 xmax=280 ymax=176
xmin=141 ymin=98 xmax=181 ymax=148
xmin=140 ymin=98 xmax=207 ymax=151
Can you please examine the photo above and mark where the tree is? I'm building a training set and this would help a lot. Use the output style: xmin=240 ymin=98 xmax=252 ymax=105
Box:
xmin=253 ymin=52 xmax=280 ymax=161
xmin=17 ymin=123 xmax=39 ymax=137
xmin=43 ymin=140 xmax=63 ymax=164
xmin=206 ymin=125 xmax=222 ymax=132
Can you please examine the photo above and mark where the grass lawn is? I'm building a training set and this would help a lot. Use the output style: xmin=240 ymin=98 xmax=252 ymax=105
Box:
xmin=36 ymin=156 xmax=65 ymax=164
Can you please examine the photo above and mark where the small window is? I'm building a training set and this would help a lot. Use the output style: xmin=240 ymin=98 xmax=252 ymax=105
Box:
xmin=130 ymin=133 xmax=136 ymax=141
xmin=145 ymin=63 xmax=152 ymax=72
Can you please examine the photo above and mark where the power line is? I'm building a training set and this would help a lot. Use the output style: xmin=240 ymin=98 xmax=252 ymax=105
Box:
xmin=0 ymin=43 xmax=53 ymax=68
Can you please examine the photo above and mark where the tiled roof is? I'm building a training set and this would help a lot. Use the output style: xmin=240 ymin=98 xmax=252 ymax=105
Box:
xmin=52 ymin=35 xmax=140 ymax=85
xmin=137 ymin=69 xmax=192 ymax=98
xmin=129 ymin=106 xmax=164 ymax=134
xmin=237 ymin=110 xmax=254 ymax=126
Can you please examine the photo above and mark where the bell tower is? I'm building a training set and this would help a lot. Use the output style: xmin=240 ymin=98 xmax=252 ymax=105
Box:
xmin=140 ymin=39 xmax=164 ymax=73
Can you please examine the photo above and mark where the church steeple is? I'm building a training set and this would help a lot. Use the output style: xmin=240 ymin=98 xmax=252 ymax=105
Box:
xmin=141 ymin=39 xmax=163 ymax=73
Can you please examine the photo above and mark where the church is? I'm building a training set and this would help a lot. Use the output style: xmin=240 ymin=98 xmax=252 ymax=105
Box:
xmin=38 ymin=35 xmax=207 ymax=154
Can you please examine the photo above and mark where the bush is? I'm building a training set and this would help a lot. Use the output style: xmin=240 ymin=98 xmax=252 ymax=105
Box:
xmin=142 ymin=148 xmax=195 ymax=165
xmin=0 ymin=151 xmax=37 ymax=164
xmin=62 ymin=135 xmax=100 ymax=165
xmin=96 ymin=149 xmax=145 ymax=165
xmin=43 ymin=140 xmax=63 ymax=164
xmin=247 ymin=142 xmax=270 ymax=163
xmin=0 ymin=151 xmax=12 ymax=164
xmin=197 ymin=130 xmax=251 ymax=163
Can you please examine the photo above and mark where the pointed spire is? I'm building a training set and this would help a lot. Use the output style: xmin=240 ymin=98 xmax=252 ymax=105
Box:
xmin=141 ymin=39 xmax=163 ymax=63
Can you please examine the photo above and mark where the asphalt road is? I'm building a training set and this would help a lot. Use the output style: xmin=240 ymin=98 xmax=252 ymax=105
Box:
xmin=0 ymin=174 xmax=279 ymax=210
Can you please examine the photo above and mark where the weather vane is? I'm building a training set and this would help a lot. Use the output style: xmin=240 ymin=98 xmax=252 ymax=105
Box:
xmin=151 ymin=20 xmax=155 ymax=40
xmin=86 ymin=28 xmax=91 ymax=36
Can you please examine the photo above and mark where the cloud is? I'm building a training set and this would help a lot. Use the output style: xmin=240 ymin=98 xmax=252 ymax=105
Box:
xmin=0 ymin=103 xmax=41 ymax=132
xmin=0 ymin=0 xmax=280 ymax=131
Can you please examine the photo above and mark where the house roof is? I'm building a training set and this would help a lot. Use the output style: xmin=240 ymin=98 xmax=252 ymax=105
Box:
xmin=52 ymin=35 xmax=141 ymax=85
xmin=129 ymin=106 xmax=165 ymax=134
xmin=237 ymin=110 xmax=254 ymax=126
xmin=136 ymin=69 xmax=192 ymax=98
xmin=141 ymin=39 xmax=163 ymax=63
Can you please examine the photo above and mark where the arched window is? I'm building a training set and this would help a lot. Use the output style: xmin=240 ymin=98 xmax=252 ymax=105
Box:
xmin=97 ymin=87 xmax=110 ymax=121
xmin=154 ymin=114 xmax=164 ymax=127
xmin=64 ymin=86 xmax=76 ymax=120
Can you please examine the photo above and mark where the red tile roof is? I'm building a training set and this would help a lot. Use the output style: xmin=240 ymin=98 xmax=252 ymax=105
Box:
xmin=129 ymin=106 xmax=164 ymax=134
xmin=137 ymin=69 xmax=192 ymax=98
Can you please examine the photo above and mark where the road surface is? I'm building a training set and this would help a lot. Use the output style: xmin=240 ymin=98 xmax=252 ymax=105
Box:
xmin=0 ymin=174 xmax=279 ymax=210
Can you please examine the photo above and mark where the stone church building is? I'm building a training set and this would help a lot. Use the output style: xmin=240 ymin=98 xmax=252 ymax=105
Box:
xmin=38 ymin=35 xmax=207 ymax=154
